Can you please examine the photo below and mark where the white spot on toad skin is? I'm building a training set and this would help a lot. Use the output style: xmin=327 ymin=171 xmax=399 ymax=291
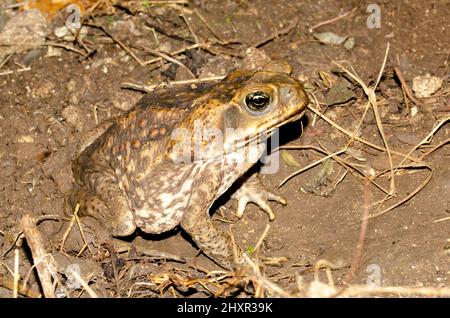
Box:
xmin=135 ymin=207 xmax=152 ymax=218
xmin=159 ymin=193 xmax=174 ymax=207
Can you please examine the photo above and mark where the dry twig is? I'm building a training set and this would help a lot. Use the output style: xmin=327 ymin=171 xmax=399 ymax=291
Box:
xmin=141 ymin=45 xmax=195 ymax=78
xmin=122 ymin=76 xmax=224 ymax=92
xmin=20 ymin=214 xmax=58 ymax=298
xmin=85 ymin=22 xmax=144 ymax=66
xmin=309 ymin=7 xmax=358 ymax=32
xmin=253 ymin=18 xmax=299 ymax=48
xmin=342 ymin=179 xmax=372 ymax=286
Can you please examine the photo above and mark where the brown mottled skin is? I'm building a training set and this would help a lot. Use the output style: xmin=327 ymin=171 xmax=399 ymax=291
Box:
xmin=67 ymin=61 xmax=309 ymax=269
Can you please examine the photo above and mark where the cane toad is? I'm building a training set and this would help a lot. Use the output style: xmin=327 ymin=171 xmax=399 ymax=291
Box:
xmin=67 ymin=61 xmax=309 ymax=269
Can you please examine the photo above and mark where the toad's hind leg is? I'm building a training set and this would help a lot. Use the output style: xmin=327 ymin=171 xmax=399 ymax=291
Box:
xmin=66 ymin=175 xmax=136 ymax=237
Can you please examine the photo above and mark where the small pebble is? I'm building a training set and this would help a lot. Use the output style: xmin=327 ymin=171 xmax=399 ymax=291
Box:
xmin=62 ymin=105 xmax=83 ymax=131
xmin=413 ymin=74 xmax=443 ymax=98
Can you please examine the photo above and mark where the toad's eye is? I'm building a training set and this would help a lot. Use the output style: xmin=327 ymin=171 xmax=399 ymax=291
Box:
xmin=245 ymin=91 xmax=271 ymax=112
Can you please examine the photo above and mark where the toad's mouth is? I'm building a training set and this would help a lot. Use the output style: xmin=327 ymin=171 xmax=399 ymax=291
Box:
xmin=230 ymin=109 xmax=307 ymax=152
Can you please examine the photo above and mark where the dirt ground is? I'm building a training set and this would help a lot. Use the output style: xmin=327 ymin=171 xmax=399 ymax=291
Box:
xmin=0 ymin=0 xmax=449 ymax=298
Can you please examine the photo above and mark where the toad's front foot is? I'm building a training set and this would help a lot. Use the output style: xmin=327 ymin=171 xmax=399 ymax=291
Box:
xmin=231 ymin=174 xmax=287 ymax=221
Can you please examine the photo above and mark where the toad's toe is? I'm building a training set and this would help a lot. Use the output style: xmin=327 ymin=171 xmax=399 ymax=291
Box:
xmin=232 ymin=175 xmax=286 ymax=221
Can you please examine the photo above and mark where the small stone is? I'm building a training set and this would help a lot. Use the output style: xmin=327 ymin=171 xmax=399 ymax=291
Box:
xmin=54 ymin=26 xmax=68 ymax=38
xmin=41 ymin=150 xmax=72 ymax=192
xmin=313 ymin=31 xmax=347 ymax=45
xmin=412 ymin=75 xmax=443 ymax=98
xmin=325 ymin=80 xmax=355 ymax=106
xmin=69 ymin=94 xmax=79 ymax=105
xmin=17 ymin=135 xmax=34 ymax=143
xmin=111 ymin=91 xmax=140 ymax=111
xmin=411 ymin=105 xmax=418 ymax=117
xmin=66 ymin=79 xmax=77 ymax=92
xmin=343 ymin=37 xmax=355 ymax=50
xmin=62 ymin=105 xmax=83 ymax=131
xmin=22 ymin=49 xmax=42 ymax=66
xmin=54 ymin=25 xmax=87 ymax=41
xmin=45 ymin=46 xmax=62 ymax=57
xmin=159 ymin=41 xmax=172 ymax=53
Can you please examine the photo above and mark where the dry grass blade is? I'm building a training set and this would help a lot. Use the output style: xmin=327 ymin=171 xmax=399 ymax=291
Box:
xmin=252 ymin=17 xmax=299 ymax=48
xmin=180 ymin=13 xmax=200 ymax=45
xmin=74 ymin=209 xmax=93 ymax=255
xmin=334 ymin=44 xmax=396 ymax=196
xmin=122 ymin=76 xmax=225 ymax=92
xmin=0 ymin=66 xmax=31 ymax=76
xmin=309 ymin=7 xmax=357 ymax=32
xmin=365 ymin=115 xmax=449 ymax=219
xmin=254 ymin=224 xmax=270 ymax=252
xmin=295 ymin=111 xmax=435 ymax=220
xmin=365 ymin=163 xmax=433 ymax=220
xmin=242 ymin=254 xmax=292 ymax=297
xmin=145 ymin=0 xmax=189 ymax=4
xmin=434 ymin=216 xmax=450 ymax=223
xmin=13 ymin=249 xmax=19 ymax=298
xmin=142 ymin=43 xmax=200 ymax=65
xmin=420 ymin=138 xmax=450 ymax=160
xmin=71 ymin=270 xmax=99 ymax=298
xmin=85 ymin=23 xmax=144 ymax=66
xmin=0 ymin=53 xmax=13 ymax=70
xmin=60 ymin=203 xmax=80 ymax=252
xmin=193 ymin=9 xmax=224 ymax=43
xmin=279 ymin=145 xmax=390 ymax=195
xmin=306 ymin=104 xmax=423 ymax=163
xmin=43 ymin=42 xmax=88 ymax=57
xmin=278 ymin=149 xmax=347 ymax=187
xmin=141 ymin=45 xmax=195 ymax=78
xmin=390 ymin=115 xmax=450 ymax=178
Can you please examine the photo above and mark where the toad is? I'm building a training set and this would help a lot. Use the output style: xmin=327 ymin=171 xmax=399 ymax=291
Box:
xmin=67 ymin=61 xmax=309 ymax=269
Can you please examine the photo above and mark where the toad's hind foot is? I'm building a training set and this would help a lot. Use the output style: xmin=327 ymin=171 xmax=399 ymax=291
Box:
xmin=231 ymin=174 xmax=286 ymax=221
xmin=65 ymin=187 xmax=136 ymax=237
